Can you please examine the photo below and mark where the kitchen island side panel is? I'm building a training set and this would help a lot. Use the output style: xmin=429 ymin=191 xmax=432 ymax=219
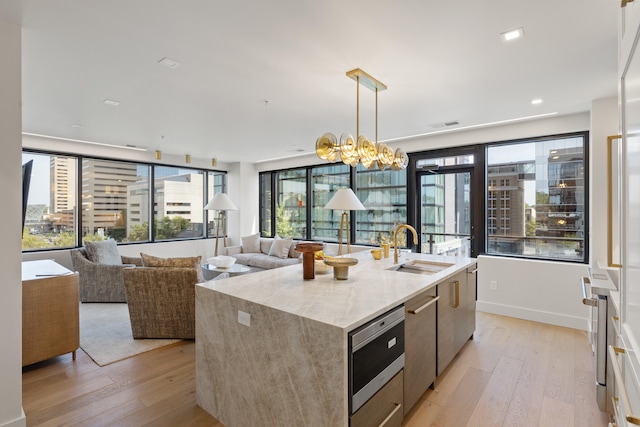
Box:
xmin=196 ymin=285 xmax=348 ymax=427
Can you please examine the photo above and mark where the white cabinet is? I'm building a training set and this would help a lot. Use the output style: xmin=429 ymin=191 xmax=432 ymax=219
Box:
xmin=614 ymin=0 xmax=640 ymax=423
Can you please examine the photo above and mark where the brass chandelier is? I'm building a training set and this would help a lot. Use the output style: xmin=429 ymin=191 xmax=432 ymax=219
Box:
xmin=315 ymin=68 xmax=408 ymax=170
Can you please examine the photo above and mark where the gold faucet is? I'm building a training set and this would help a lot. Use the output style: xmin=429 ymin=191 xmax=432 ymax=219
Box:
xmin=393 ymin=224 xmax=418 ymax=264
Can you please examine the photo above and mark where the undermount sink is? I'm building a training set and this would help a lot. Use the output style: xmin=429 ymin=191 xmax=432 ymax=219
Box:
xmin=386 ymin=259 xmax=454 ymax=275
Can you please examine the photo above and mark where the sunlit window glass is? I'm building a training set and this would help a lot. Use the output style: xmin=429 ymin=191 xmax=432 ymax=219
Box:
xmin=259 ymin=173 xmax=273 ymax=236
xmin=355 ymin=164 xmax=407 ymax=245
xmin=487 ymin=135 xmax=585 ymax=261
xmin=275 ymin=170 xmax=306 ymax=239
xmin=22 ymin=153 xmax=77 ymax=250
xmin=153 ymin=166 xmax=205 ymax=240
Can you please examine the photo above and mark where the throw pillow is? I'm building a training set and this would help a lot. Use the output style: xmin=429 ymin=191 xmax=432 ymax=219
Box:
xmin=242 ymin=233 xmax=261 ymax=253
xmin=140 ymin=253 xmax=205 ymax=283
xmin=268 ymin=236 xmax=293 ymax=259
xmin=85 ymin=239 xmax=122 ymax=265
xmin=260 ymin=238 xmax=273 ymax=255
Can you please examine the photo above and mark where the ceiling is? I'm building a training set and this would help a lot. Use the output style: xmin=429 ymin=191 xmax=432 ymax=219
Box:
xmin=1 ymin=0 xmax=618 ymax=164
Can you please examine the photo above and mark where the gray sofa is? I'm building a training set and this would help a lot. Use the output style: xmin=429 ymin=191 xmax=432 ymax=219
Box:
xmin=225 ymin=237 xmax=304 ymax=270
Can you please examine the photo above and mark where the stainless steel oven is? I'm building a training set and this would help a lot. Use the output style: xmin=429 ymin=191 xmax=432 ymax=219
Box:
xmin=348 ymin=305 xmax=405 ymax=414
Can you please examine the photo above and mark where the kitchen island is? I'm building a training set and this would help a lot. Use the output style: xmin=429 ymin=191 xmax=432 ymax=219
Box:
xmin=195 ymin=250 xmax=476 ymax=427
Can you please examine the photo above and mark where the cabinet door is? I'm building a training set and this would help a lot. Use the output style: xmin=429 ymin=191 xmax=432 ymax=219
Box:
xmin=404 ymin=287 xmax=438 ymax=414
xmin=620 ymin=0 xmax=640 ymax=419
xmin=437 ymin=279 xmax=456 ymax=376
xmin=351 ymin=370 xmax=403 ymax=427
xmin=461 ymin=265 xmax=477 ymax=346
xmin=452 ymin=270 xmax=470 ymax=352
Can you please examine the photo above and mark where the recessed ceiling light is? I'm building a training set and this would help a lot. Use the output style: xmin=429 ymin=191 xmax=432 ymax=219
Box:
xmin=501 ymin=27 xmax=524 ymax=41
xmin=71 ymin=124 xmax=84 ymax=128
xmin=531 ymin=98 xmax=543 ymax=105
xmin=103 ymin=99 xmax=120 ymax=106
xmin=158 ymin=57 xmax=182 ymax=69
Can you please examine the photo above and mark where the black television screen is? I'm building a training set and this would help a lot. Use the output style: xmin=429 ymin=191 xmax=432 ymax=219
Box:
xmin=22 ymin=160 xmax=33 ymax=234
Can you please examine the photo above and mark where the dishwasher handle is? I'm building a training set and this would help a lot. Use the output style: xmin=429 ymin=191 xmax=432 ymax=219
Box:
xmin=581 ymin=277 xmax=598 ymax=307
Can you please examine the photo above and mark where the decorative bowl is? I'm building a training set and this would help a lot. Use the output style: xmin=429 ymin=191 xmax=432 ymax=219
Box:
xmin=323 ymin=257 xmax=358 ymax=280
xmin=208 ymin=255 xmax=236 ymax=268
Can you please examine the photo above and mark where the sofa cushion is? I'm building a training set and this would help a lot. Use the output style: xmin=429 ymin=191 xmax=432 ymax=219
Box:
xmin=268 ymin=236 xmax=293 ymax=259
xmin=242 ymin=233 xmax=261 ymax=253
xmin=140 ymin=253 xmax=205 ymax=283
xmin=232 ymin=253 xmax=300 ymax=270
xmin=289 ymin=241 xmax=301 ymax=258
xmin=260 ymin=238 xmax=273 ymax=255
xmin=85 ymin=239 xmax=122 ymax=265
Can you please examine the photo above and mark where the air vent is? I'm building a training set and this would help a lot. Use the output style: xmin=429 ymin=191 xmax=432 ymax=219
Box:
xmin=429 ymin=120 xmax=459 ymax=129
xmin=158 ymin=57 xmax=182 ymax=69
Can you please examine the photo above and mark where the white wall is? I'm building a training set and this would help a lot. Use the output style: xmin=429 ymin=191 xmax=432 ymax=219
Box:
xmin=226 ymin=162 xmax=259 ymax=246
xmin=0 ymin=16 xmax=26 ymax=427
xmin=477 ymin=255 xmax=590 ymax=329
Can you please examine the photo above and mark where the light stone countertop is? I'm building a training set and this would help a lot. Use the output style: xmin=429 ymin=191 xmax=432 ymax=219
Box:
xmin=197 ymin=251 xmax=476 ymax=331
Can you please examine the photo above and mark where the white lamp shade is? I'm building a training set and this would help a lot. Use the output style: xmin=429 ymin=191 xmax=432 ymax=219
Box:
xmin=324 ymin=188 xmax=365 ymax=211
xmin=204 ymin=192 xmax=238 ymax=211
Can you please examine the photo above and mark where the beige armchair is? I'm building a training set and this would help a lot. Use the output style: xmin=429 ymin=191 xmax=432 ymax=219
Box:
xmin=122 ymin=267 xmax=201 ymax=339
xmin=70 ymin=247 xmax=142 ymax=302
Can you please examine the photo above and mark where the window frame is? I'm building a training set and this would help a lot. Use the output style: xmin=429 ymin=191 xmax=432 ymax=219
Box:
xmin=483 ymin=132 xmax=589 ymax=263
xmin=21 ymin=148 xmax=226 ymax=252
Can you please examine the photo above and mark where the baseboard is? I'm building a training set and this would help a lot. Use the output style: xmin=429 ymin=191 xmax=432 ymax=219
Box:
xmin=477 ymin=301 xmax=589 ymax=331
xmin=0 ymin=409 xmax=26 ymax=427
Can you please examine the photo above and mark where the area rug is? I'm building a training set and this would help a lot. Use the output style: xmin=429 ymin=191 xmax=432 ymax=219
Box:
xmin=79 ymin=303 xmax=181 ymax=366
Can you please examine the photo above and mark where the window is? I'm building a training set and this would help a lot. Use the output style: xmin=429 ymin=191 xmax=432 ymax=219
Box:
xmin=259 ymin=173 xmax=272 ymax=236
xmin=22 ymin=150 xmax=225 ymax=251
xmin=82 ymin=159 xmax=149 ymax=243
xmin=22 ymin=153 xmax=77 ymax=250
xmin=153 ymin=166 xmax=204 ymax=240
xmin=486 ymin=134 xmax=586 ymax=261
xmin=311 ymin=164 xmax=350 ymax=241
xmin=275 ymin=170 xmax=307 ymax=239
xmin=355 ymin=164 xmax=407 ymax=245
xmin=259 ymin=165 xmax=408 ymax=246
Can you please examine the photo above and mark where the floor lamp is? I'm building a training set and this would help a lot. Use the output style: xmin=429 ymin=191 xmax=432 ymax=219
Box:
xmin=204 ymin=193 xmax=238 ymax=256
xmin=324 ymin=188 xmax=365 ymax=256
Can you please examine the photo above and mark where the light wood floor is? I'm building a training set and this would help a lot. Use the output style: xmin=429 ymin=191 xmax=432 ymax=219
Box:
xmin=22 ymin=312 xmax=610 ymax=427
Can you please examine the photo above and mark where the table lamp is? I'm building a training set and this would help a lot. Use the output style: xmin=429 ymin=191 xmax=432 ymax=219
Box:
xmin=204 ymin=192 xmax=238 ymax=256
xmin=324 ymin=188 xmax=365 ymax=255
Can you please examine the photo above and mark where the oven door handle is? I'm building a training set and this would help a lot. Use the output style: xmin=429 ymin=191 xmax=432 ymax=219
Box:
xmin=581 ymin=277 xmax=598 ymax=306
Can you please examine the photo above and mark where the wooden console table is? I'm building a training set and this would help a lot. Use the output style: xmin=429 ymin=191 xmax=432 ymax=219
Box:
xmin=22 ymin=260 xmax=79 ymax=367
